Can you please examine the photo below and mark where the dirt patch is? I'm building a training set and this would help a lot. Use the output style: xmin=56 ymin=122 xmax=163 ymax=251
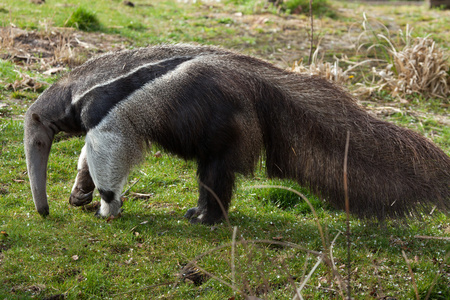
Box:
xmin=10 ymin=284 xmax=46 ymax=295
xmin=0 ymin=27 xmax=130 ymax=71
xmin=199 ymin=10 xmax=357 ymax=67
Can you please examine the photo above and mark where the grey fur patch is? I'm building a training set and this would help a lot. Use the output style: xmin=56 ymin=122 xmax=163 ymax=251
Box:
xmin=74 ymin=56 xmax=193 ymax=129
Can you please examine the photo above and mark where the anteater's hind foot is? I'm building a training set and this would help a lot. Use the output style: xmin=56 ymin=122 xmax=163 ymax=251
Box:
xmin=186 ymin=157 xmax=236 ymax=225
xmin=184 ymin=207 xmax=225 ymax=225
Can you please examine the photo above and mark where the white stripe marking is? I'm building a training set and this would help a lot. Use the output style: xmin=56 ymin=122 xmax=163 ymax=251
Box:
xmin=71 ymin=58 xmax=187 ymax=105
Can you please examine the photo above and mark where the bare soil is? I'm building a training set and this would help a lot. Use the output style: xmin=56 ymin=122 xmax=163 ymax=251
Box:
xmin=0 ymin=27 xmax=130 ymax=71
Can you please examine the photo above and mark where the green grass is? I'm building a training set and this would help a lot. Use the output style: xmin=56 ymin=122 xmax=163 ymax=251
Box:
xmin=64 ymin=7 xmax=101 ymax=32
xmin=0 ymin=0 xmax=252 ymax=47
xmin=284 ymin=0 xmax=338 ymax=18
xmin=1 ymin=120 xmax=449 ymax=299
xmin=1 ymin=0 xmax=449 ymax=299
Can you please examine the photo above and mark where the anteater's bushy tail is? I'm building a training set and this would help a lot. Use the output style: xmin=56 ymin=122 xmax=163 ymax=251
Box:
xmin=253 ymin=69 xmax=450 ymax=219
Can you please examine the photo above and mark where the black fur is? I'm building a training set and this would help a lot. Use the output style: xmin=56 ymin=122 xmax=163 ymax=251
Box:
xmin=98 ymin=189 xmax=115 ymax=203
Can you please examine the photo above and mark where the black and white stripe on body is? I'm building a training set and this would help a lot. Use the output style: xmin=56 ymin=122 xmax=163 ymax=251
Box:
xmin=28 ymin=44 xmax=264 ymax=222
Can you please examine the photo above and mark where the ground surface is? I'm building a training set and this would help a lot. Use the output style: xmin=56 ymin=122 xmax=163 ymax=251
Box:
xmin=0 ymin=1 xmax=449 ymax=299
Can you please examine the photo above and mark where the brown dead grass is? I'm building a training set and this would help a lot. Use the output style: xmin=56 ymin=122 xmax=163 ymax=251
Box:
xmin=374 ymin=33 xmax=450 ymax=99
xmin=0 ymin=26 xmax=130 ymax=72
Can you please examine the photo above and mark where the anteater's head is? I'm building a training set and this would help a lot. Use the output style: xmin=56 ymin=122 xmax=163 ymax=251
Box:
xmin=24 ymin=108 xmax=56 ymax=216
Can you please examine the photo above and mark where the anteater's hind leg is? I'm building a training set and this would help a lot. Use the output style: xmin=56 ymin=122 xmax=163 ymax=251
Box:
xmin=84 ymin=128 xmax=143 ymax=217
xmin=69 ymin=145 xmax=96 ymax=206
xmin=185 ymin=157 xmax=236 ymax=225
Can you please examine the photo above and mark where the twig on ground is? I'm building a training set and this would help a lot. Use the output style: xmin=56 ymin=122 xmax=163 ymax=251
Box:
xmin=414 ymin=235 xmax=450 ymax=241
xmin=329 ymin=231 xmax=346 ymax=299
xmin=280 ymin=258 xmax=303 ymax=300
xmin=231 ymin=226 xmax=238 ymax=292
xmin=191 ymin=262 xmax=246 ymax=296
xmin=402 ymin=250 xmax=419 ymax=300
xmin=121 ymin=177 xmax=141 ymax=196
xmin=292 ymin=257 xmax=322 ymax=300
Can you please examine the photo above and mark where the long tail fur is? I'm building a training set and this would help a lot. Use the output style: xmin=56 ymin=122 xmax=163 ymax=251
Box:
xmin=252 ymin=63 xmax=450 ymax=218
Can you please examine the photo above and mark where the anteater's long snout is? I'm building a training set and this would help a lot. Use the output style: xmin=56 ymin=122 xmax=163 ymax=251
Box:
xmin=24 ymin=112 xmax=55 ymax=216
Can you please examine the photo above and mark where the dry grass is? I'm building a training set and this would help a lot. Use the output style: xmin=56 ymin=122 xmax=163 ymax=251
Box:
xmin=357 ymin=16 xmax=449 ymax=100
xmin=373 ymin=33 xmax=449 ymax=99
xmin=0 ymin=25 xmax=130 ymax=92
xmin=291 ymin=47 xmax=355 ymax=85
xmin=0 ymin=27 xmax=15 ymax=49
xmin=293 ymin=16 xmax=450 ymax=101
xmin=0 ymin=26 xmax=127 ymax=72
xmin=0 ymin=27 xmax=77 ymax=70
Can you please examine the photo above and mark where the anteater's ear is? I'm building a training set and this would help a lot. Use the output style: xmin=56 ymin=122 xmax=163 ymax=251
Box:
xmin=32 ymin=113 xmax=41 ymax=123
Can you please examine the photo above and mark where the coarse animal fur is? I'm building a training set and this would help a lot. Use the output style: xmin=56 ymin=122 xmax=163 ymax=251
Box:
xmin=24 ymin=44 xmax=450 ymax=224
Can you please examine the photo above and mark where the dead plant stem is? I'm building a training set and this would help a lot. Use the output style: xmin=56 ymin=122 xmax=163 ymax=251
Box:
xmin=308 ymin=0 xmax=314 ymax=65
xmin=343 ymin=130 xmax=351 ymax=299
xmin=231 ymin=226 xmax=237 ymax=292
xmin=402 ymin=250 xmax=419 ymax=300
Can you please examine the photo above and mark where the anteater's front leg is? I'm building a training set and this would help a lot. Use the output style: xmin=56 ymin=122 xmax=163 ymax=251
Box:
xmin=69 ymin=145 xmax=95 ymax=206
xmin=185 ymin=157 xmax=235 ymax=225
xmin=84 ymin=128 xmax=142 ymax=217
